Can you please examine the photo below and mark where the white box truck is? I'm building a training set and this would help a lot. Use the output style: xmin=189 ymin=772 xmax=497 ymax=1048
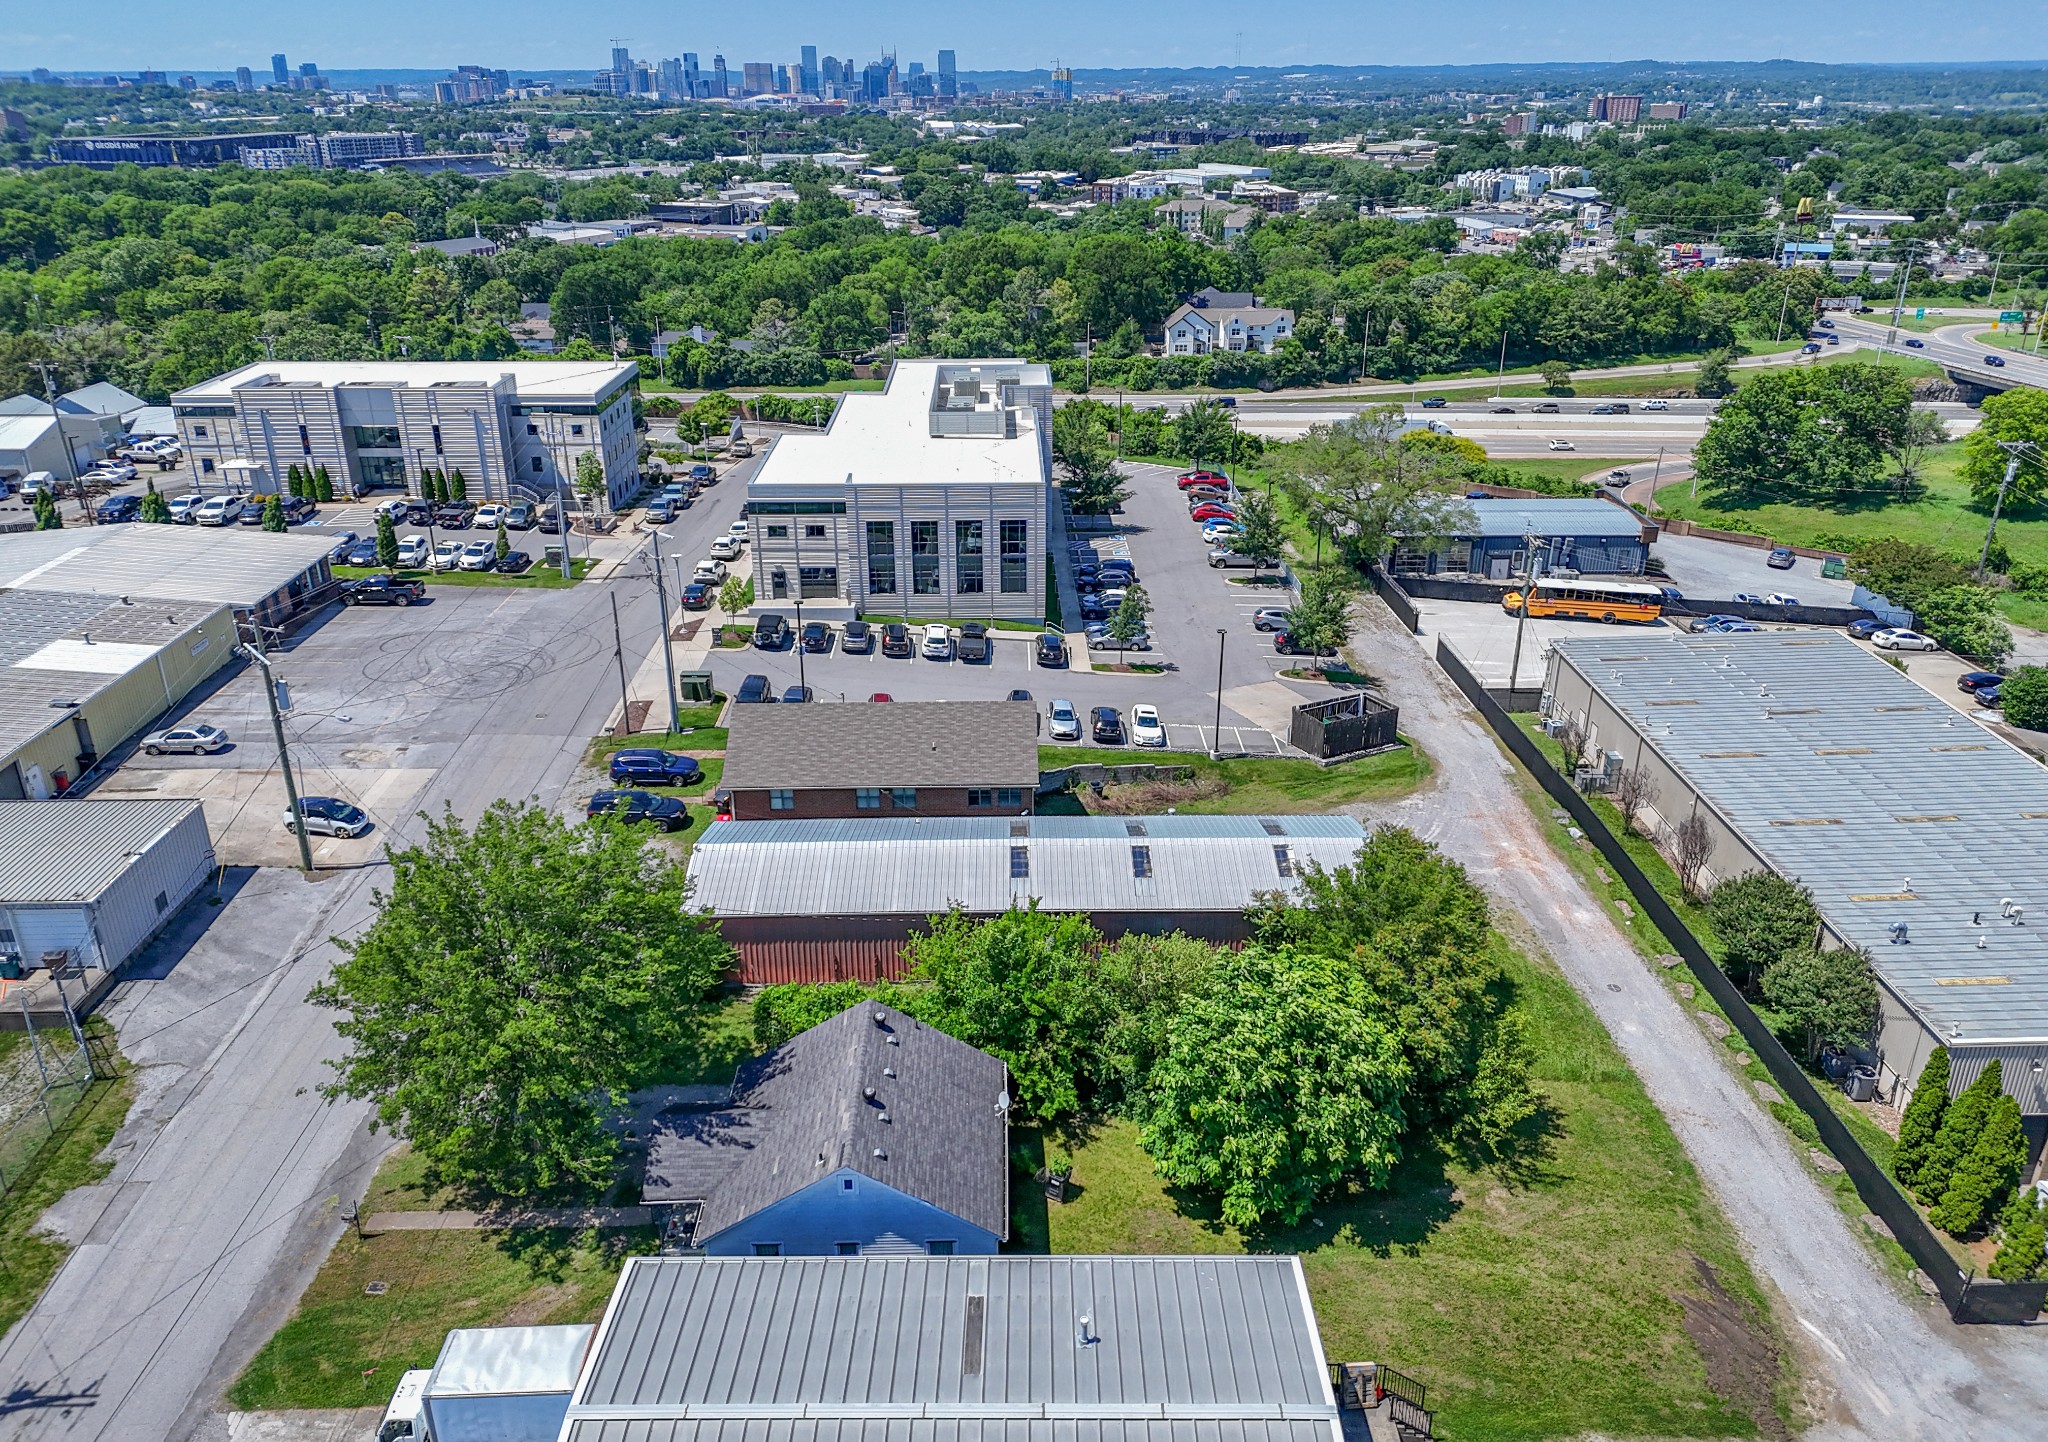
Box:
xmin=377 ymin=1324 xmax=594 ymax=1442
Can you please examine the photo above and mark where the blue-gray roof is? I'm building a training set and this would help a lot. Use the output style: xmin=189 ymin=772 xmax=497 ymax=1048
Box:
xmin=1460 ymin=498 xmax=1643 ymax=540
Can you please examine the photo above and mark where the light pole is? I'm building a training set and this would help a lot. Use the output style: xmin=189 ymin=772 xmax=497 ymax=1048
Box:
xmin=1211 ymin=628 xmax=1227 ymax=760
xmin=649 ymin=528 xmax=681 ymax=732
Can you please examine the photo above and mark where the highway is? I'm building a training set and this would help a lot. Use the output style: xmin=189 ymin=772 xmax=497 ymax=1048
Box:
xmin=1830 ymin=312 xmax=2048 ymax=391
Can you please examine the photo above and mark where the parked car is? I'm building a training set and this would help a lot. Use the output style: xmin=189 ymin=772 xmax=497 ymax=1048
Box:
xmin=800 ymin=620 xmax=833 ymax=653
xmin=373 ymin=496 xmax=411 ymax=523
xmin=709 ymin=535 xmax=744 ymax=561
xmin=1904 ymin=338 xmax=1926 ymax=349
xmin=458 ymin=539 xmax=496 ymax=571
xmin=1252 ymin=607 xmax=1293 ymax=631
xmin=325 ymin=532 xmax=360 ymax=563
xmin=1643 ymin=399 xmax=1671 ymax=410
xmin=396 ymin=535 xmax=429 ymax=567
xmin=142 ymin=723 xmax=229 ymax=755
xmin=403 ymin=499 xmax=436 ymax=526
xmin=284 ymin=797 xmax=371 ymax=838
xmin=727 ymin=519 xmax=750 ymax=541
xmin=280 ymin=495 xmax=315 ymax=524
xmin=1686 ymin=614 xmax=1745 ymax=633
xmin=644 ymin=498 xmax=678 ymax=525
xmin=1036 ymin=631 xmax=1068 ymax=666
xmin=1845 ymin=616 xmax=1889 ymax=639
xmin=694 ymin=557 xmax=728 ymax=583
xmin=958 ymin=621 xmax=990 ymax=662
xmin=1957 ymin=671 xmax=2005 ymax=694
xmin=732 ymin=673 xmax=775 ymax=704
xmin=1202 ymin=522 xmax=1243 ymax=545
xmin=340 ymin=540 xmax=379 ymax=567
xmin=167 ymin=492 xmax=204 ymax=523
xmin=842 ymin=619 xmax=874 ymax=654
xmin=1130 ymin=704 xmax=1167 ymax=747
xmin=506 ymin=501 xmax=539 ymax=530
xmin=94 ymin=494 xmax=141 ymax=522
xmin=238 ymin=498 xmax=273 ymax=526
xmin=1273 ymin=630 xmax=1335 ymax=657
xmin=1974 ymin=684 xmax=2003 ymax=708
xmin=194 ymin=494 xmax=244 ymax=526
xmin=1190 ymin=502 xmax=1236 ymax=523
xmin=1090 ymin=706 xmax=1125 ymax=744
xmin=434 ymin=500 xmax=476 ymax=529
xmin=1547 ymin=438 xmax=1577 ymax=452
xmin=1765 ymin=592 xmax=1799 ymax=607
xmin=1047 ymin=698 xmax=1082 ymax=740
xmin=427 ymin=540 xmax=464 ymax=572
xmin=752 ymin=613 xmax=790 ymax=649
xmin=681 ymin=581 xmax=712 ymax=610
xmin=880 ymin=623 xmax=913 ymax=657
xmin=729 ymin=438 xmax=754 ymax=458
xmin=1984 ymin=355 xmax=2007 ymax=368
xmin=783 ymin=684 xmax=812 ymax=703
xmin=921 ymin=623 xmax=953 ymax=660
xmin=868 ymin=692 xmax=894 ymax=702
xmin=87 ymin=459 xmax=137 ymax=481
xmin=537 ymin=507 xmax=565 ymax=534
xmin=1871 ymin=627 xmax=1939 ymax=651
xmin=1420 ymin=397 xmax=1448 ymax=409
xmin=1732 ymin=592 xmax=1767 ymax=605
xmin=473 ymin=503 xmax=508 ymax=530
xmin=585 ymin=789 xmax=690 ymax=831
xmin=608 ymin=749 xmax=704 ymax=787
xmin=342 ymin=575 xmax=425 ymax=605
xmin=1177 ymin=470 xmax=1229 ymax=489
xmin=494 ymin=551 xmax=534 ymax=574
xmin=691 ymin=463 xmax=716 ymax=484
xmin=1767 ymin=547 xmax=1796 ymax=570
xmin=1208 ymin=547 xmax=1273 ymax=569
xmin=1088 ymin=628 xmax=1152 ymax=651
xmin=1078 ymin=597 xmax=1110 ymax=621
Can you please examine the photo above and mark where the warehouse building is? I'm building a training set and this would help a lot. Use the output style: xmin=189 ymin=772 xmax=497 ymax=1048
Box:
xmin=721 ymin=701 xmax=1038 ymax=820
xmin=1390 ymin=497 xmax=1651 ymax=579
xmin=170 ymin=359 xmax=641 ymax=509
xmin=559 ymin=1254 xmax=1342 ymax=1442
xmin=1544 ymin=630 xmax=2048 ymax=1119
xmin=0 ymin=525 xmax=339 ymax=631
xmin=685 ymin=814 xmax=1368 ymax=982
xmin=0 ymin=799 xmax=215 ymax=1017
xmin=744 ymin=360 xmax=1052 ymax=623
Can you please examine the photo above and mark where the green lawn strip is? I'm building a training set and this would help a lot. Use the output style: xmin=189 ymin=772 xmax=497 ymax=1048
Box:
xmin=1980 ymin=328 xmax=2042 ymax=354
xmin=1505 ymin=715 xmax=1936 ymax=1287
xmin=1036 ymin=745 xmax=1431 ymax=812
xmin=1811 ymin=350 xmax=1945 ymax=380
xmin=332 ymin=561 xmax=593 ymax=589
xmin=1025 ymin=935 xmax=1789 ymax=1442
xmin=0 ymin=1050 xmax=136 ymax=1338
xmin=228 ymin=1223 xmax=656 ymax=1411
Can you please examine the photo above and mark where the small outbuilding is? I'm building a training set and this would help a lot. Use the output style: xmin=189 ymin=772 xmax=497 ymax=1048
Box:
xmin=1390 ymin=496 xmax=1651 ymax=580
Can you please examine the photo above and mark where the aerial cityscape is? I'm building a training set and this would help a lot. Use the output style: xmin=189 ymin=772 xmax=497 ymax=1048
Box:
xmin=1 ymin=9 xmax=2047 ymax=1442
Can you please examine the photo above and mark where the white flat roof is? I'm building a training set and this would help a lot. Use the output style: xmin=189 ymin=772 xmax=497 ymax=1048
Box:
xmin=0 ymin=413 xmax=59 ymax=450
xmin=172 ymin=359 xmax=637 ymax=405
xmin=749 ymin=359 xmax=1051 ymax=492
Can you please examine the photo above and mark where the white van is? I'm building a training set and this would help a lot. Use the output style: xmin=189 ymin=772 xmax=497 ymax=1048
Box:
xmin=18 ymin=470 xmax=56 ymax=500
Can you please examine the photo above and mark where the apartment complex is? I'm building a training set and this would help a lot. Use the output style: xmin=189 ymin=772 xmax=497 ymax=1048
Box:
xmin=240 ymin=131 xmax=424 ymax=170
xmin=170 ymin=360 xmax=640 ymax=508
xmin=744 ymin=360 xmax=1052 ymax=623
xmin=1163 ymin=288 xmax=1296 ymax=356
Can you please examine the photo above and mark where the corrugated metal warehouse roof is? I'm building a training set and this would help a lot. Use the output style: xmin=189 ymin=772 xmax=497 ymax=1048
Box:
xmin=685 ymin=816 xmax=1367 ymax=917
xmin=1459 ymin=498 xmax=1644 ymax=539
xmin=0 ymin=799 xmax=208 ymax=903
xmin=1550 ymin=631 xmax=2048 ymax=1045
xmin=723 ymin=703 xmax=1041 ymax=792
xmin=563 ymin=1255 xmax=1335 ymax=1442
xmin=0 ymin=527 xmax=334 ymax=609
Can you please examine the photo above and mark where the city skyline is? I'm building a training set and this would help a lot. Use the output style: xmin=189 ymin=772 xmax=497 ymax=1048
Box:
xmin=2 ymin=0 xmax=2040 ymax=73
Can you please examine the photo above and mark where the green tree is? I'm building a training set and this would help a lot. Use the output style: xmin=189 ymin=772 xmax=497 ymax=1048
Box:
xmin=1140 ymin=944 xmax=1410 ymax=1229
xmin=1891 ymin=1046 xmax=1951 ymax=1191
xmin=717 ymin=573 xmax=749 ymax=617
xmin=449 ymin=468 xmax=467 ymax=501
xmin=1918 ymin=1059 xmax=2004 ymax=1205
xmin=494 ymin=521 xmax=511 ymax=562
xmin=1695 ymin=365 xmax=1912 ymax=503
xmin=310 ymin=800 xmax=733 ymax=1198
xmin=1705 ymin=872 xmax=1821 ymax=989
xmin=260 ymin=494 xmax=286 ymax=532
xmin=1990 ymin=1187 xmax=2047 ymax=1281
xmin=32 ymin=491 xmax=61 ymax=530
xmin=313 ymin=465 xmax=334 ymax=503
xmin=1050 ymin=404 xmax=1129 ymax=515
xmin=1285 ymin=567 xmax=1355 ymax=664
xmin=1694 ymin=347 xmax=1736 ymax=398
xmin=1106 ymin=582 xmax=1150 ymax=645
xmin=1265 ymin=408 xmax=1476 ymax=568
xmin=751 ymin=980 xmax=884 ymax=1050
xmin=1959 ymin=387 xmax=2048 ymax=508
xmin=1847 ymin=540 xmax=1973 ymax=613
xmin=1228 ymin=488 xmax=1286 ymax=563
xmin=1539 ymin=360 xmax=1573 ymax=394
xmin=575 ymin=451 xmax=607 ymax=512
xmin=285 ymin=463 xmax=304 ymax=500
xmin=1916 ymin=585 xmax=2012 ymax=665
xmin=1995 ymin=666 xmax=2048 ymax=731
xmin=1170 ymin=400 xmax=1237 ymax=467
xmin=138 ymin=478 xmax=171 ymax=523
xmin=375 ymin=511 xmax=400 ymax=569
xmin=1759 ymin=946 xmax=1880 ymax=1061
xmin=1930 ymin=1094 xmax=2027 ymax=1237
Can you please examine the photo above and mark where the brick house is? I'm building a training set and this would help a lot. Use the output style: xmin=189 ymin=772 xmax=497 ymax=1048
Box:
xmin=721 ymin=700 xmax=1038 ymax=820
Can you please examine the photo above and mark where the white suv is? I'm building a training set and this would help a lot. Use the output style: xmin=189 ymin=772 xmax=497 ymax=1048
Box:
xmin=194 ymin=494 xmax=244 ymax=525
xmin=921 ymin=624 xmax=952 ymax=660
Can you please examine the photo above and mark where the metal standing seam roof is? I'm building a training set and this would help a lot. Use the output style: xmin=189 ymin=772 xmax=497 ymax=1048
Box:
xmin=684 ymin=817 xmax=1367 ymax=917
xmin=0 ymin=527 xmax=336 ymax=609
xmin=1550 ymin=631 xmax=2048 ymax=1045
xmin=562 ymin=1255 xmax=1336 ymax=1442
xmin=1457 ymin=498 xmax=1644 ymax=540
xmin=0 ymin=799 xmax=207 ymax=903
xmin=722 ymin=703 xmax=1042 ymax=793
xmin=641 ymin=1003 xmax=1011 ymax=1241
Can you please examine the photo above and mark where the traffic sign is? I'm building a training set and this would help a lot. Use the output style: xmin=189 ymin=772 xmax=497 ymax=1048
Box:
xmin=1915 ymin=307 xmax=1925 ymax=319
xmin=2000 ymin=310 xmax=2026 ymax=323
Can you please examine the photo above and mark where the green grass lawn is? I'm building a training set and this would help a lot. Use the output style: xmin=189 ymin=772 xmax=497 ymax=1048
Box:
xmin=1494 ymin=455 xmax=1650 ymax=482
xmin=0 ymin=1051 xmax=134 ymax=1339
xmin=1036 ymin=745 xmax=1430 ymax=812
xmin=1017 ymin=935 xmax=1790 ymax=1441
xmin=1981 ymin=327 xmax=2041 ymax=354
xmin=333 ymin=560 xmax=592 ymax=589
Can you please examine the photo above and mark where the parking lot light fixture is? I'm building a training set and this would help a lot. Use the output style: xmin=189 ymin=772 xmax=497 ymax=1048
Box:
xmin=1213 ymin=628 xmax=1227 ymax=760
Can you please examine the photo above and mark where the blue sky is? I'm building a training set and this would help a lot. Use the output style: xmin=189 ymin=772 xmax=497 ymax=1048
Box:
xmin=2 ymin=0 xmax=2032 ymax=73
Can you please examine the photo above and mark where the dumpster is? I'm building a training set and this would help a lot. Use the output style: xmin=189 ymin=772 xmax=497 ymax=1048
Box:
xmin=678 ymin=671 xmax=715 ymax=703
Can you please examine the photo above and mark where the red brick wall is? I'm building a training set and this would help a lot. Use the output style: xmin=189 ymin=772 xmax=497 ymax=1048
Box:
xmin=728 ymin=786 xmax=1032 ymax=821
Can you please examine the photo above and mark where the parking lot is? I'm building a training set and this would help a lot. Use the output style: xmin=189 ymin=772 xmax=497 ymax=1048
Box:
xmin=1653 ymin=532 xmax=1856 ymax=607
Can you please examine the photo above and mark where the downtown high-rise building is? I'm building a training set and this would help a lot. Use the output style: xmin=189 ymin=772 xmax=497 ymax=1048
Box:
xmin=712 ymin=55 xmax=729 ymax=97
xmin=682 ymin=53 xmax=701 ymax=97
xmin=235 ymin=66 xmax=254 ymax=91
xmin=800 ymin=44 xmax=818 ymax=95
xmin=270 ymin=53 xmax=288 ymax=85
xmin=938 ymin=49 xmax=957 ymax=97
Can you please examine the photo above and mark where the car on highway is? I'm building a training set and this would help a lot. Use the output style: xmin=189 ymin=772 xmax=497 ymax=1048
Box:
xmin=94 ymin=494 xmax=141 ymax=522
xmin=1491 ymin=405 xmax=1515 ymax=414
xmin=1177 ymin=470 xmax=1230 ymax=488
xmin=868 ymin=693 xmax=894 ymax=703
xmin=1036 ymin=631 xmax=1068 ymax=666
xmin=608 ymin=749 xmax=704 ymax=787
xmin=800 ymin=620 xmax=833 ymax=653
xmin=494 ymin=551 xmax=534 ymax=574
xmin=958 ymin=621 xmax=991 ymax=662
xmin=921 ymin=623 xmax=953 ymax=660
xmin=1533 ymin=402 xmax=1561 ymax=413
xmin=458 ymin=539 xmax=496 ymax=571
xmin=1767 ymin=546 xmax=1796 ymax=570
xmin=1208 ymin=547 xmax=1273 ymax=569
xmin=1872 ymin=627 xmax=1939 ymax=652
xmin=681 ymin=581 xmax=712 ymax=610
xmin=1904 ymin=338 xmax=1925 ymax=349
xmin=1801 ymin=342 xmax=1822 ymax=354
xmin=326 ymin=532 xmax=360 ymax=563
xmin=753 ymin=613 xmax=790 ymax=649
xmin=342 ymin=575 xmax=425 ymax=606
xmin=1818 ymin=318 xmax=1834 ymax=329
xmin=1190 ymin=502 xmax=1236 ymax=523
xmin=1547 ymin=438 xmax=1576 ymax=451
xmin=585 ymin=789 xmax=690 ymax=831
xmin=194 ymin=494 xmax=244 ymax=526
xmin=1090 ymin=706 xmax=1125 ymax=744
xmin=1825 ymin=334 xmax=1839 ymax=345
xmin=428 ymin=539 xmax=464 ymax=572
xmin=1252 ymin=607 xmax=1294 ymax=631
xmin=1958 ymin=671 xmax=2004 ymax=694
xmin=284 ymin=797 xmax=371 ymax=838
xmin=142 ymin=722 xmax=230 ymax=755
xmin=506 ymin=501 xmax=539 ymax=530
xmin=1643 ymin=398 xmax=1671 ymax=410
xmin=1130 ymin=704 xmax=1167 ymax=747
xmin=733 ymin=674 xmax=774 ymax=704
xmin=473 ymin=503 xmax=508 ymax=530
xmin=881 ymin=623 xmax=913 ymax=657
xmin=396 ymin=534 xmax=429 ymax=567
xmin=435 ymin=500 xmax=477 ymax=528
xmin=842 ymin=619 xmax=874 ymax=654
xmin=1590 ymin=403 xmax=1630 ymax=414
xmin=1420 ymin=397 xmax=1448 ymax=409
xmin=1985 ymin=355 xmax=2007 ymax=367
xmin=1845 ymin=616 xmax=1889 ymax=639
xmin=708 ymin=535 xmax=743 ymax=561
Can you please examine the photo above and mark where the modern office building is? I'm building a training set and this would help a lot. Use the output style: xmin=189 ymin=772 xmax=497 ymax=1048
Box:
xmin=743 ymin=360 xmax=1051 ymax=623
xmin=800 ymin=45 xmax=818 ymax=95
xmin=270 ymin=54 xmax=289 ymax=86
xmin=235 ymin=66 xmax=254 ymax=92
xmin=170 ymin=360 xmax=641 ymax=508
xmin=712 ymin=55 xmax=729 ymax=96
xmin=937 ymin=49 xmax=957 ymax=97
xmin=682 ymin=53 xmax=701 ymax=97
xmin=240 ymin=131 xmax=424 ymax=170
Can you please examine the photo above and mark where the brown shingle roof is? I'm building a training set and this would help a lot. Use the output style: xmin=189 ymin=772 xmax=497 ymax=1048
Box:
xmin=721 ymin=700 xmax=1039 ymax=792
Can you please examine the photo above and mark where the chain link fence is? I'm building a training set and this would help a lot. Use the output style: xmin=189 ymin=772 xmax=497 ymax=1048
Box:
xmin=0 ymin=979 xmax=103 ymax=1200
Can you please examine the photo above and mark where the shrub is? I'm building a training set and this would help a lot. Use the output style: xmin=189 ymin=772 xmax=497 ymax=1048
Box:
xmin=1759 ymin=947 xmax=1880 ymax=1060
xmin=1916 ymin=585 xmax=2012 ymax=666
xmin=1917 ymin=1059 xmax=2003 ymax=1205
xmin=1890 ymin=1046 xmax=1950 ymax=1190
xmin=1990 ymin=1187 xmax=2047 ymax=1281
xmin=1995 ymin=666 xmax=2048 ymax=732
xmin=1706 ymin=872 xmax=1820 ymax=988
xmin=1930 ymin=1095 xmax=2027 ymax=1237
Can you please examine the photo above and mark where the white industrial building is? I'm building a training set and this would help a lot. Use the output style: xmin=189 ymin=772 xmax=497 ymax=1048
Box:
xmin=744 ymin=360 xmax=1052 ymax=623
xmin=169 ymin=360 xmax=642 ymax=509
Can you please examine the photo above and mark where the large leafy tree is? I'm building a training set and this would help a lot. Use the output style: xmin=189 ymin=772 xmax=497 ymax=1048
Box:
xmin=312 ymin=801 xmax=732 ymax=1198
xmin=1285 ymin=567 xmax=1357 ymax=662
xmin=1693 ymin=364 xmax=1913 ymax=503
xmin=1140 ymin=944 xmax=1410 ymax=1228
xmin=1228 ymin=488 xmax=1287 ymax=563
xmin=1264 ymin=407 xmax=1475 ymax=567
xmin=1759 ymin=947 xmax=1881 ymax=1061
xmin=1959 ymin=387 xmax=2048 ymax=508
xmin=1705 ymin=872 xmax=1820 ymax=989
xmin=1170 ymin=400 xmax=1238 ymax=468
xmin=1049 ymin=403 xmax=1129 ymax=515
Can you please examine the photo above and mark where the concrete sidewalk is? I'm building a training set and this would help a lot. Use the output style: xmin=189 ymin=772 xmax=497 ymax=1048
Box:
xmin=363 ymin=1206 xmax=650 ymax=1232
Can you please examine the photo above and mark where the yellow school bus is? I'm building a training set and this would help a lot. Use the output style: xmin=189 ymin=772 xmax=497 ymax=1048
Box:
xmin=1500 ymin=577 xmax=1665 ymax=623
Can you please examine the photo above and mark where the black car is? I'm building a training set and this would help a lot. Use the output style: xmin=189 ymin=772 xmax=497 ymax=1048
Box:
xmin=1975 ymin=684 xmax=2003 ymax=708
xmin=341 ymin=575 xmax=425 ymax=605
xmin=801 ymin=621 xmax=833 ymax=653
xmin=435 ymin=500 xmax=477 ymax=528
xmin=1957 ymin=671 xmax=2005 ymax=694
xmin=237 ymin=499 xmax=271 ymax=525
xmin=1421 ymin=397 xmax=1448 ymax=409
xmin=506 ymin=501 xmax=538 ymax=529
xmin=405 ymin=500 xmax=436 ymax=525
xmin=325 ymin=531 xmax=360 ymax=563
xmin=1985 ymin=355 xmax=2007 ymax=368
xmin=957 ymin=622 xmax=990 ymax=662
xmin=880 ymin=623 xmax=913 ymax=657
xmin=681 ymin=582 xmax=712 ymax=610
xmin=537 ymin=508 xmax=565 ymax=534
xmin=1904 ymin=338 xmax=1926 ymax=349
xmin=1036 ymin=631 xmax=1068 ymax=666
xmin=733 ymin=673 xmax=775 ymax=704
xmin=1273 ymin=630 xmax=1331 ymax=657
xmin=1078 ymin=598 xmax=1110 ymax=622
xmin=1590 ymin=402 xmax=1630 ymax=415
xmin=94 ymin=494 xmax=142 ymax=522
xmin=1091 ymin=706 xmax=1125 ymax=744
xmin=1845 ymin=616 xmax=1889 ymax=639
xmin=753 ymin=613 xmax=790 ymax=649
xmin=783 ymin=684 xmax=813 ymax=703
xmin=609 ymin=749 xmax=705 ymax=786
xmin=344 ymin=540 xmax=380 ymax=566
xmin=1491 ymin=405 xmax=1516 ymax=414
xmin=842 ymin=620 xmax=874 ymax=654
xmin=495 ymin=551 xmax=534 ymax=574
xmin=585 ymin=789 xmax=690 ymax=831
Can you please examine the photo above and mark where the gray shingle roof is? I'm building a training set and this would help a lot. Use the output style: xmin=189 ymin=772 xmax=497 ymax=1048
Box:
xmin=721 ymin=702 xmax=1040 ymax=793
xmin=642 ymin=1004 xmax=1011 ymax=1243
xmin=563 ymin=1254 xmax=1336 ymax=1442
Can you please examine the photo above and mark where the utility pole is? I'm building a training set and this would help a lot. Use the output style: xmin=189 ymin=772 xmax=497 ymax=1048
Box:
xmin=648 ymin=528 xmax=681 ymax=732
xmin=610 ymin=592 xmax=632 ymax=736
xmin=1507 ymin=523 xmax=1545 ymax=696
xmin=1885 ymin=244 xmax=1914 ymax=350
xmin=1773 ymin=281 xmax=1793 ymax=344
xmin=31 ymin=359 xmax=90 ymax=524
xmin=1211 ymin=628 xmax=1227 ymax=760
xmin=1495 ymin=330 xmax=1508 ymax=398
xmin=554 ymin=466 xmax=573 ymax=580
xmin=1978 ymin=444 xmax=2030 ymax=579
xmin=243 ymin=645 xmax=314 ymax=872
